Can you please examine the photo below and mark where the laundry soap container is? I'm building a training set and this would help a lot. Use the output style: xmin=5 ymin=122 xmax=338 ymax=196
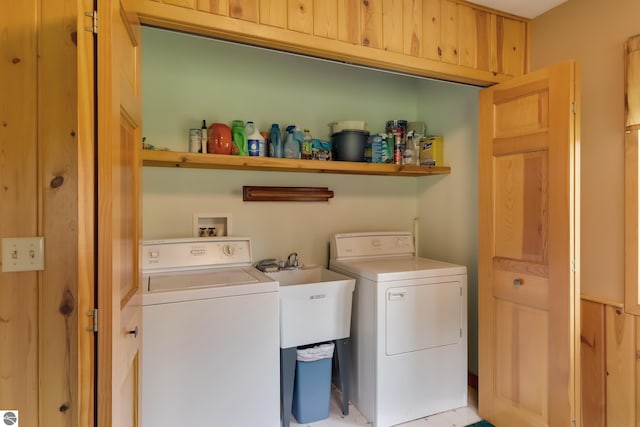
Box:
xmin=292 ymin=342 xmax=335 ymax=424
xmin=231 ymin=120 xmax=248 ymax=156
xmin=245 ymin=121 xmax=264 ymax=157
xmin=284 ymin=125 xmax=301 ymax=159
xmin=269 ymin=123 xmax=283 ymax=158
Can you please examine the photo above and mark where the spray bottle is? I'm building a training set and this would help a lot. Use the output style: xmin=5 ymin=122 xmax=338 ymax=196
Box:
xmin=284 ymin=125 xmax=301 ymax=159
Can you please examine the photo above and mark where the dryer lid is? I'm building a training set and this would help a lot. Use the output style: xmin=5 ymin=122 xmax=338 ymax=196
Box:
xmin=330 ymin=256 xmax=466 ymax=282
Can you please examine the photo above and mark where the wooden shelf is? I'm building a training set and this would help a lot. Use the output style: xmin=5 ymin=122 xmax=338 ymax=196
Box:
xmin=141 ymin=150 xmax=451 ymax=177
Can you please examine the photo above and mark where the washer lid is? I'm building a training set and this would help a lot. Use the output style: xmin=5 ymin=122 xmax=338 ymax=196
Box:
xmin=143 ymin=267 xmax=278 ymax=305
xmin=330 ymin=256 xmax=466 ymax=282
xmin=148 ymin=267 xmax=264 ymax=292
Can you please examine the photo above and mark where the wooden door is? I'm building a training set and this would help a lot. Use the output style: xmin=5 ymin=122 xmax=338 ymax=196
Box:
xmin=478 ymin=61 xmax=580 ymax=427
xmin=96 ymin=1 xmax=143 ymax=426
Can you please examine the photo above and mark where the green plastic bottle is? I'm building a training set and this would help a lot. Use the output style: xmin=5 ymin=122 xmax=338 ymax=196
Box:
xmin=231 ymin=120 xmax=248 ymax=156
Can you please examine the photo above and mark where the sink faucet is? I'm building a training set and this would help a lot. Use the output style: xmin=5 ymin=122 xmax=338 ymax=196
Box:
xmin=285 ymin=252 xmax=299 ymax=269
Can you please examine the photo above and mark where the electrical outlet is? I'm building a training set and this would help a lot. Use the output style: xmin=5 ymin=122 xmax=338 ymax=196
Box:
xmin=2 ymin=237 xmax=45 ymax=272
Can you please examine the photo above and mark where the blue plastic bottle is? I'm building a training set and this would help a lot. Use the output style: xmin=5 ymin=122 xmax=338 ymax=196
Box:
xmin=284 ymin=125 xmax=301 ymax=159
xmin=269 ymin=124 xmax=283 ymax=158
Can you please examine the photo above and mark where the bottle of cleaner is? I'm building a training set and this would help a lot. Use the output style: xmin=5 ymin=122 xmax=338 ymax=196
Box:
xmin=259 ymin=131 xmax=269 ymax=156
xmin=402 ymin=130 xmax=415 ymax=165
xmin=269 ymin=123 xmax=283 ymax=158
xmin=208 ymin=122 xmax=232 ymax=154
xmin=245 ymin=121 xmax=264 ymax=157
xmin=245 ymin=121 xmax=255 ymax=136
xmin=301 ymin=129 xmax=313 ymax=159
xmin=231 ymin=120 xmax=248 ymax=156
xmin=294 ymin=127 xmax=304 ymax=156
xmin=284 ymin=125 xmax=301 ymax=159
xmin=201 ymin=120 xmax=208 ymax=154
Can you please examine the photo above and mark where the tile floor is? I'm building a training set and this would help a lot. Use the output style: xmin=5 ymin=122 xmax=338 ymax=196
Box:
xmin=288 ymin=386 xmax=482 ymax=427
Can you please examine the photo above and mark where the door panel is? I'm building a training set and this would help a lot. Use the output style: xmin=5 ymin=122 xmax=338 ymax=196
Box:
xmin=118 ymin=115 xmax=138 ymax=306
xmin=494 ymin=299 xmax=548 ymax=425
xmin=492 ymin=270 xmax=548 ymax=311
xmin=97 ymin=1 xmax=142 ymax=426
xmin=494 ymin=301 xmax=549 ymax=427
xmin=478 ymin=62 xmax=579 ymax=427
xmin=494 ymin=152 xmax=548 ymax=264
xmin=385 ymin=282 xmax=462 ymax=355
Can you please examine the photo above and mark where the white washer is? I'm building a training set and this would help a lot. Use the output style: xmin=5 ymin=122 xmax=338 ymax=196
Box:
xmin=329 ymin=232 xmax=468 ymax=427
xmin=141 ymin=237 xmax=280 ymax=427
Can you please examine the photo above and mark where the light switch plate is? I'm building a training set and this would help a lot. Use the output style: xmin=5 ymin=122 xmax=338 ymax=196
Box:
xmin=2 ymin=237 xmax=45 ymax=272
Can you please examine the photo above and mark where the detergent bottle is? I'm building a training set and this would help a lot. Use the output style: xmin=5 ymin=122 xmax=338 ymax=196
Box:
xmin=284 ymin=125 xmax=301 ymax=159
xmin=269 ymin=123 xmax=283 ymax=158
xmin=245 ymin=121 xmax=264 ymax=157
xmin=231 ymin=120 xmax=248 ymax=156
xmin=208 ymin=123 xmax=232 ymax=155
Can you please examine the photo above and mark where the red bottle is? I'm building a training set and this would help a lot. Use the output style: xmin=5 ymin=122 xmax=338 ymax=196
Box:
xmin=208 ymin=123 xmax=232 ymax=155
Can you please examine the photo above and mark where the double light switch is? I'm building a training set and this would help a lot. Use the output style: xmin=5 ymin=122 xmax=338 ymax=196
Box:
xmin=2 ymin=237 xmax=45 ymax=272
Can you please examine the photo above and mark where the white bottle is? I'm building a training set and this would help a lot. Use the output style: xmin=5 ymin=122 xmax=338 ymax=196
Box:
xmin=402 ymin=131 xmax=415 ymax=165
xmin=245 ymin=121 xmax=264 ymax=157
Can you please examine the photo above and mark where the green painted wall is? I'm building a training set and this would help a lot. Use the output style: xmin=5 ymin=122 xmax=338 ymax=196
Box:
xmin=142 ymin=26 xmax=480 ymax=373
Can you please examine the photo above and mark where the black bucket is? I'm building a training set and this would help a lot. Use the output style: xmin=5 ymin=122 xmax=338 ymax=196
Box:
xmin=331 ymin=130 xmax=369 ymax=162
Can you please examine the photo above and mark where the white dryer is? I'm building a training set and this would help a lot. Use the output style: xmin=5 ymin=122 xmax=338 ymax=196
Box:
xmin=329 ymin=232 xmax=467 ymax=427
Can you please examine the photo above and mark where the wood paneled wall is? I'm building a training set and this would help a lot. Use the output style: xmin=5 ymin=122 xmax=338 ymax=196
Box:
xmin=189 ymin=0 xmax=527 ymax=75
xmin=1 ymin=3 xmax=39 ymax=423
xmin=626 ymin=35 xmax=640 ymax=128
xmin=1 ymin=1 xmax=86 ymax=426
xmin=581 ymin=298 xmax=638 ymax=427
xmin=581 ymin=300 xmax=606 ymax=426
xmin=135 ymin=0 xmax=529 ymax=86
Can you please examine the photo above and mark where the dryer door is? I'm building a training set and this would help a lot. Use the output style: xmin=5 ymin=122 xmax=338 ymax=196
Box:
xmin=385 ymin=280 xmax=462 ymax=356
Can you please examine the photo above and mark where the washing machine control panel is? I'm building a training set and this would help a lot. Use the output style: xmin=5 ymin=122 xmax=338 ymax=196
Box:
xmin=141 ymin=237 xmax=252 ymax=271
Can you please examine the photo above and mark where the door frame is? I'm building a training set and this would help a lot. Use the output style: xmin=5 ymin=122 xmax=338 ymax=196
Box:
xmin=77 ymin=0 xmax=97 ymax=425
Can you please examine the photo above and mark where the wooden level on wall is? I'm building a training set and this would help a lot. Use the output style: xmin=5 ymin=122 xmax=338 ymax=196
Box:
xmin=243 ymin=186 xmax=334 ymax=202
xmin=141 ymin=149 xmax=451 ymax=177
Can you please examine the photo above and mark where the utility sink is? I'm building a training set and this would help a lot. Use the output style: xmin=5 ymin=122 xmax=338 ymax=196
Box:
xmin=266 ymin=266 xmax=355 ymax=349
